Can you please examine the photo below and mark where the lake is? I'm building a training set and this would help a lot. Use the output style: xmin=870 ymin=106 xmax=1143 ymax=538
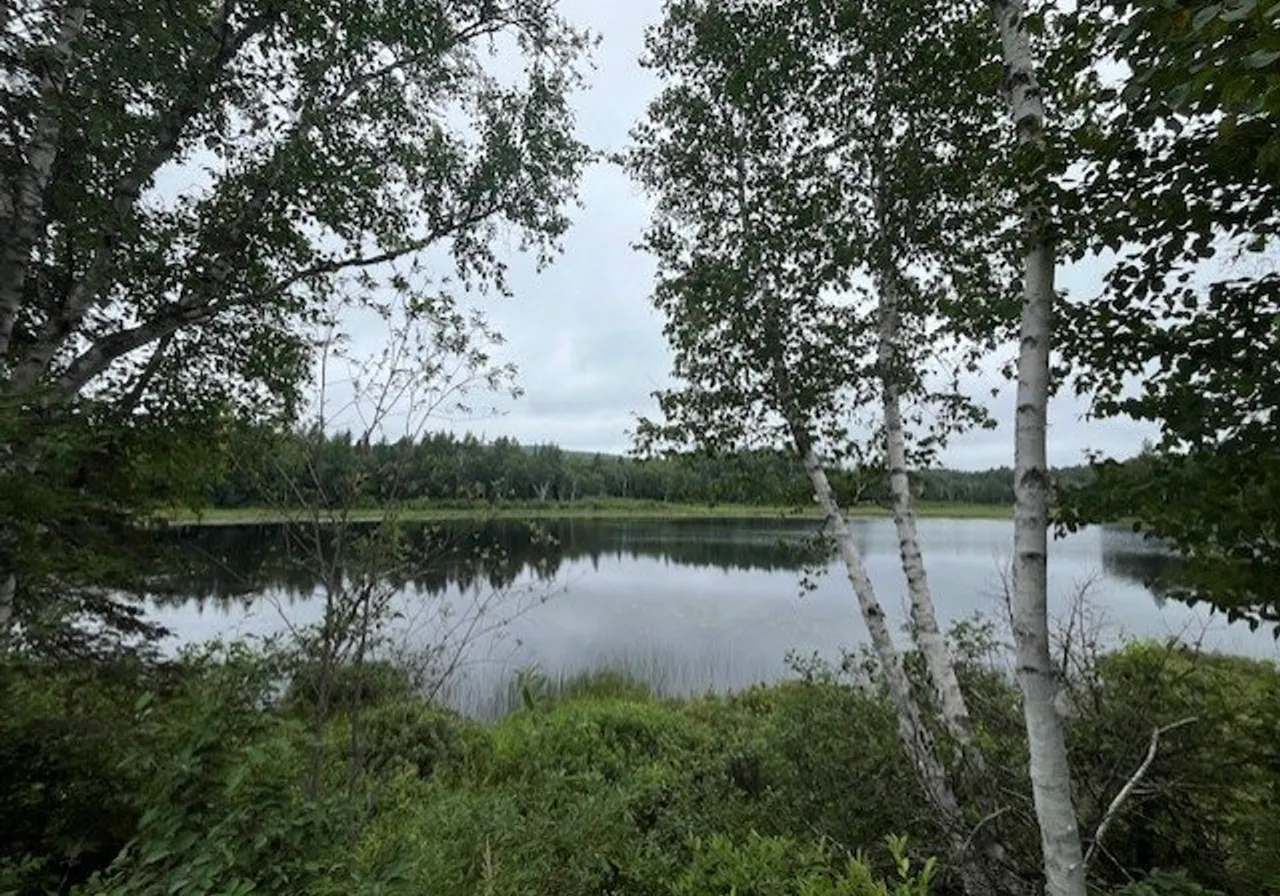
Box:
xmin=146 ymin=516 xmax=1279 ymax=716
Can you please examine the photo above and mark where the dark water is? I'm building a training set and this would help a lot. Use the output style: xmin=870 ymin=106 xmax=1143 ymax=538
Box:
xmin=146 ymin=517 xmax=1279 ymax=715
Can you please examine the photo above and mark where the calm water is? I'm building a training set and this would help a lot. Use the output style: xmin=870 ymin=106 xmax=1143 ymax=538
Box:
xmin=146 ymin=517 xmax=1279 ymax=715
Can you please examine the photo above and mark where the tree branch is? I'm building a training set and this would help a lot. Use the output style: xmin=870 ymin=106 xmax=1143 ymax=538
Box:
xmin=0 ymin=0 xmax=91 ymax=358
xmin=6 ymin=2 xmax=281 ymax=391
xmin=1084 ymin=716 xmax=1199 ymax=868
xmin=48 ymin=199 xmax=501 ymax=398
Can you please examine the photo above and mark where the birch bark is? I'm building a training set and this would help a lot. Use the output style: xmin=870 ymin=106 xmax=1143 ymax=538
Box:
xmin=792 ymin=432 xmax=1006 ymax=896
xmin=990 ymin=2 xmax=1087 ymax=894
xmin=794 ymin=437 xmax=963 ymax=829
xmin=876 ymin=269 xmax=979 ymax=755
xmin=0 ymin=0 xmax=91 ymax=358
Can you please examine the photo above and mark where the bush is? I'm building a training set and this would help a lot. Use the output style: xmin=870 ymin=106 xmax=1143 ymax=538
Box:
xmin=351 ymin=700 xmax=490 ymax=782
xmin=1069 ymin=643 xmax=1280 ymax=895
xmin=0 ymin=657 xmax=180 ymax=894
xmin=674 ymin=832 xmax=937 ymax=896
xmin=488 ymin=695 xmax=708 ymax=784
xmin=745 ymin=680 xmax=920 ymax=851
xmin=9 ymin=640 xmax=1278 ymax=896
xmin=73 ymin=651 xmax=343 ymax=896
xmin=1113 ymin=870 xmax=1226 ymax=896
xmin=283 ymin=659 xmax=411 ymax=717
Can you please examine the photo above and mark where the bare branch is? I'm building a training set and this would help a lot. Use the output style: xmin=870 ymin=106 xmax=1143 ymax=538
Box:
xmin=1084 ymin=716 xmax=1199 ymax=868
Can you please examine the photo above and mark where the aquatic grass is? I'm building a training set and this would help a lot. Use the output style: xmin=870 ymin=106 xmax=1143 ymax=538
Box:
xmin=448 ymin=644 xmax=786 ymax=719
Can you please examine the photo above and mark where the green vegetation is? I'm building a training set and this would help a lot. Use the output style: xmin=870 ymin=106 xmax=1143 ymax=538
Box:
xmin=203 ymin=427 xmax=1096 ymax=517
xmin=1050 ymin=0 xmax=1280 ymax=627
xmin=3 ymin=639 xmax=1275 ymax=896
xmin=1 ymin=0 xmax=1276 ymax=894
xmin=173 ymin=497 xmax=1013 ymax=526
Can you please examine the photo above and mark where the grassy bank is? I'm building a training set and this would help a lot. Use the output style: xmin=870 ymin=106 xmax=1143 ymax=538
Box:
xmin=4 ymin=643 xmax=1277 ymax=895
xmin=167 ymin=498 xmax=1011 ymax=526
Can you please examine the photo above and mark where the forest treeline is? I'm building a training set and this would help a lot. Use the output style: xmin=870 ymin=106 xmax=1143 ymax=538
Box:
xmin=211 ymin=429 xmax=1098 ymax=509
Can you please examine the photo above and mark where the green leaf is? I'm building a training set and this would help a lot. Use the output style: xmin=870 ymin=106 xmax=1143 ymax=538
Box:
xmin=1220 ymin=0 xmax=1258 ymax=21
xmin=1243 ymin=48 xmax=1280 ymax=68
xmin=1193 ymin=3 xmax=1224 ymax=31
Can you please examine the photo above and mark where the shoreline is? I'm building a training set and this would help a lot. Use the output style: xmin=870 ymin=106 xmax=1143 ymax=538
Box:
xmin=164 ymin=499 xmax=1012 ymax=527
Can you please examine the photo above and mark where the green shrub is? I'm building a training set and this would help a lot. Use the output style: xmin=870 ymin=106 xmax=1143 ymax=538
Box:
xmin=1069 ymin=643 xmax=1280 ymax=895
xmin=74 ymin=649 xmax=353 ymax=896
xmin=489 ymin=695 xmax=708 ymax=784
xmin=13 ymin=641 xmax=1276 ymax=896
xmin=674 ymin=832 xmax=938 ymax=896
xmin=1113 ymin=869 xmax=1226 ymax=895
xmin=283 ymin=659 xmax=411 ymax=716
xmin=746 ymin=681 xmax=922 ymax=852
xmin=0 ymin=657 xmax=182 ymax=894
xmin=348 ymin=699 xmax=490 ymax=782
xmin=351 ymin=773 xmax=674 ymax=896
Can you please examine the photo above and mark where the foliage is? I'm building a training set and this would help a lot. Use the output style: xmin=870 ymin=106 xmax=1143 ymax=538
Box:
xmin=282 ymin=659 xmax=412 ymax=717
xmin=0 ymin=656 xmax=168 ymax=893
xmin=673 ymin=832 xmax=938 ymax=896
xmin=3 ymin=639 xmax=1279 ymax=896
xmin=0 ymin=0 xmax=593 ymax=651
xmin=340 ymin=699 xmax=489 ymax=783
xmin=209 ymin=427 xmax=1096 ymax=509
xmin=1066 ymin=643 xmax=1280 ymax=894
xmin=0 ymin=0 xmax=592 ymax=411
xmin=1052 ymin=0 xmax=1280 ymax=626
xmin=625 ymin=0 xmax=1006 ymax=463
xmin=0 ymin=396 xmax=237 ymax=657
xmin=1112 ymin=869 xmax=1226 ymax=896
xmin=1059 ymin=450 xmax=1280 ymax=628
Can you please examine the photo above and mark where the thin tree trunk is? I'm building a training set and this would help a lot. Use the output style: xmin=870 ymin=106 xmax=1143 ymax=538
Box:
xmin=876 ymin=269 xmax=979 ymax=756
xmin=0 ymin=0 xmax=91 ymax=358
xmin=990 ymin=2 xmax=1087 ymax=894
xmin=0 ymin=572 xmax=14 ymax=655
xmin=794 ymin=437 xmax=1008 ymax=896
xmin=795 ymin=441 xmax=963 ymax=825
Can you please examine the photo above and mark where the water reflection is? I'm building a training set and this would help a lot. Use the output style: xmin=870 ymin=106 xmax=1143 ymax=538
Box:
xmin=162 ymin=517 xmax=1190 ymax=602
xmin=1097 ymin=526 xmax=1186 ymax=605
xmin=146 ymin=517 xmax=1277 ymax=716
xmin=153 ymin=517 xmax=834 ymax=608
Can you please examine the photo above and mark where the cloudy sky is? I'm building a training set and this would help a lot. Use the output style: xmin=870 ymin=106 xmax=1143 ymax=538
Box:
xmin=384 ymin=0 xmax=1157 ymax=470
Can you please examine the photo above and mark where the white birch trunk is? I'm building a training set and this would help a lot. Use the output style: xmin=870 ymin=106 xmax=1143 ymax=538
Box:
xmin=796 ymin=444 xmax=966 ymax=828
xmin=990 ymin=2 xmax=1087 ymax=894
xmin=0 ymin=572 xmax=14 ymax=655
xmin=0 ymin=0 xmax=90 ymax=358
xmin=876 ymin=270 xmax=979 ymax=755
xmin=798 ymin=442 xmax=1013 ymax=896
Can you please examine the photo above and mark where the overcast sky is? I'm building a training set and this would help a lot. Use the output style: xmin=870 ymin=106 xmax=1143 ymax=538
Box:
xmin=361 ymin=0 xmax=1157 ymax=471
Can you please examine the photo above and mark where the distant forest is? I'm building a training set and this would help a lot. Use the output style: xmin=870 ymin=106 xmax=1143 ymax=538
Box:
xmin=210 ymin=430 xmax=1097 ymax=509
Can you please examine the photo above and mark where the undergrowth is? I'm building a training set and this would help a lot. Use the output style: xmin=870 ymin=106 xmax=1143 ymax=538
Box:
xmin=1 ymin=643 xmax=1275 ymax=896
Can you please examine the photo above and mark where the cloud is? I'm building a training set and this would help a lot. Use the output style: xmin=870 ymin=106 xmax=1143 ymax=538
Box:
xmin=338 ymin=0 xmax=1154 ymax=470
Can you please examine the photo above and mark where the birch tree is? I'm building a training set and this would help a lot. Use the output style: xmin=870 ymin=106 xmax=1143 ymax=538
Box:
xmin=0 ymin=0 xmax=592 ymax=649
xmin=627 ymin=1 xmax=1020 ymax=890
xmin=988 ymin=2 xmax=1088 ymax=894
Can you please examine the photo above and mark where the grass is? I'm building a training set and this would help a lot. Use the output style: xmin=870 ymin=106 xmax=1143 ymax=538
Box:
xmin=165 ymin=498 xmax=1011 ymax=527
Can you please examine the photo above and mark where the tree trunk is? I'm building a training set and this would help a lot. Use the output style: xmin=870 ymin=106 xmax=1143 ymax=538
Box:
xmin=0 ymin=0 xmax=91 ymax=358
xmin=876 ymin=269 xmax=979 ymax=756
xmin=0 ymin=572 xmax=14 ymax=655
xmin=795 ymin=442 xmax=964 ymax=823
xmin=990 ymin=2 xmax=1087 ymax=895
xmin=795 ymin=439 xmax=1012 ymax=896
